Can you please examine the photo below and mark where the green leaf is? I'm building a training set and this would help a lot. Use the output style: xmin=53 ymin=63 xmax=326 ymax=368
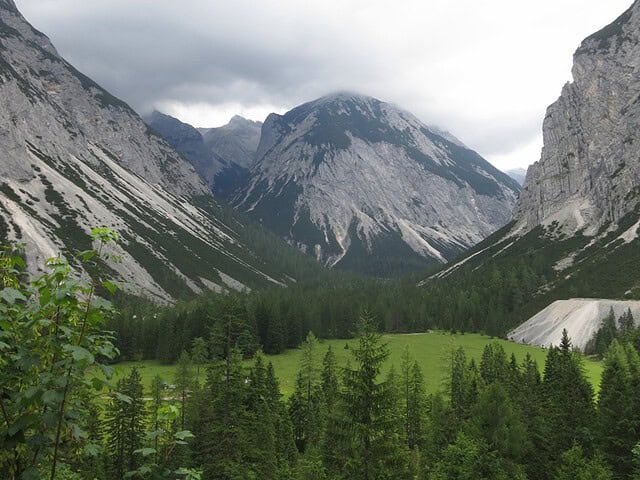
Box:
xmin=174 ymin=430 xmax=195 ymax=440
xmin=41 ymin=390 xmax=63 ymax=406
xmin=98 ymin=363 xmax=115 ymax=379
xmin=65 ymin=345 xmax=95 ymax=363
xmin=76 ymin=250 xmax=98 ymax=261
xmin=84 ymin=442 xmax=101 ymax=457
xmin=102 ymin=280 xmax=118 ymax=294
xmin=0 ymin=287 xmax=26 ymax=305
xmin=134 ymin=447 xmax=157 ymax=457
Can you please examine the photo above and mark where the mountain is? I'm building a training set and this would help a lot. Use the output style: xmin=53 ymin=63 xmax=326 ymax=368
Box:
xmin=505 ymin=167 xmax=527 ymax=185
xmin=0 ymin=1 xmax=309 ymax=302
xmin=232 ymin=93 xmax=521 ymax=276
xmin=146 ymin=112 xmax=261 ymax=197
xmin=424 ymin=0 xmax=640 ymax=340
xmin=516 ymin=0 xmax=640 ymax=236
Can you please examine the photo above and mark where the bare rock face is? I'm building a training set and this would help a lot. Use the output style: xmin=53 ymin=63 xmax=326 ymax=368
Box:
xmin=147 ymin=112 xmax=262 ymax=197
xmin=516 ymin=1 xmax=640 ymax=234
xmin=0 ymin=2 xmax=290 ymax=301
xmin=234 ymin=93 xmax=520 ymax=275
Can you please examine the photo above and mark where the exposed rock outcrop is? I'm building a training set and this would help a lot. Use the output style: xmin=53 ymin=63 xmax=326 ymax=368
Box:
xmin=233 ymin=93 xmax=520 ymax=275
xmin=516 ymin=0 xmax=640 ymax=235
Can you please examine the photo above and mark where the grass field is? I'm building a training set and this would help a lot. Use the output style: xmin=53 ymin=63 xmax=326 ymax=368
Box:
xmin=112 ymin=332 xmax=604 ymax=398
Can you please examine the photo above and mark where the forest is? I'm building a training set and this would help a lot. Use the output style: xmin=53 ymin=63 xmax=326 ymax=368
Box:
xmin=2 ymin=231 xmax=640 ymax=480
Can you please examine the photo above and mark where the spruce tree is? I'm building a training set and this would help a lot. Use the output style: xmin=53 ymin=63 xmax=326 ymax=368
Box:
xmin=289 ymin=332 xmax=323 ymax=452
xmin=192 ymin=348 xmax=251 ymax=479
xmin=338 ymin=312 xmax=407 ymax=479
xmin=104 ymin=368 xmax=146 ymax=480
xmin=321 ymin=345 xmax=339 ymax=410
xmin=554 ymin=445 xmax=612 ymax=480
xmin=400 ymin=347 xmax=426 ymax=449
xmin=190 ymin=337 xmax=208 ymax=378
xmin=597 ymin=340 xmax=635 ymax=479
xmin=541 ymin=331 xmax=595 ymax=469
xmin=174 ymin=350 xmax=194 ymax=431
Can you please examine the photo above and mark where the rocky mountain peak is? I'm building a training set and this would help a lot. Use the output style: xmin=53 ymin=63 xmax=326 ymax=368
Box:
xmin=0 ymin=1 xmax=292 ymax=301
xmin=235 ymin=93 xmax=520 ymax=275
xmin=515 ymin=0 xmax=640 ymax=235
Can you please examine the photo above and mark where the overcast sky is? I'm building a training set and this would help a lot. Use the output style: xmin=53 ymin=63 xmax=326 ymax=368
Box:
xmin=18 ymin=0 xmax=632 ymax=170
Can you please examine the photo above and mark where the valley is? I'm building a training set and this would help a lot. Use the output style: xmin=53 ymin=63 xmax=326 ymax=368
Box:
xmin=1 ymin=0 xmax=640 ymax=478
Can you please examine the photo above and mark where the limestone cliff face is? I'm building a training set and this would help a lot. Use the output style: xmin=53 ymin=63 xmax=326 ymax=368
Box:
xmin=516 ymin=0 xmax=640 ymax=234
xmin=234 ymin=93 xmax=520 ymax=275
xmin=0 ymin=2 xmax=291 ymax=300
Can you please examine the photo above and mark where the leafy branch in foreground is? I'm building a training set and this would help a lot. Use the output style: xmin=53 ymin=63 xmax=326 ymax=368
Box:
xmin=0 ymin=227 xmax=119 ymax=479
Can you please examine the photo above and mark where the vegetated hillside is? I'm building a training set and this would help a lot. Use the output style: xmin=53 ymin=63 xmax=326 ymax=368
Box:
xmin=421 ymin=0 xmax=640 ymax=336
xmin=230 ymin=92 xmax=520 ymax=277
xmin=0 ymin=0 xmax=327 ymax=302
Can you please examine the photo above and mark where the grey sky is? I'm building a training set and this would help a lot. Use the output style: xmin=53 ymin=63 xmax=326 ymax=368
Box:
xmin=18 ymin=0 xmax=632 ymax=169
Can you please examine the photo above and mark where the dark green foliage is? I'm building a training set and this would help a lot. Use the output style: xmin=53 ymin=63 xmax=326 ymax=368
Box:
xmin=596 ymin=340 xmax=637 ymax=479
xmin=329 ymin=313 xmax=408 ymax=479
xmin=104 ymin=368 xmax=146 ymax=480
xmin=191 ymin=350 xmax=296 ymax=479
xmin=289 ymin=332 xmax=323 ymax=452
xmin=541 ymin=331 xmax=596 ymax=468
xmin=586 ymin=308 xmax=640 ymax=356
xmin=449 ymin=348 xmax=479 ymax=421
xmin=554 ymin=445 xmax=612 ymax=480
xmin=466 ymin=383 xmax=529 ymax=466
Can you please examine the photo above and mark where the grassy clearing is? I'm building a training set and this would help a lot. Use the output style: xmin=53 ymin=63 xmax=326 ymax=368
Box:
xmin=112 ymin=332 xmax=604 ymax=398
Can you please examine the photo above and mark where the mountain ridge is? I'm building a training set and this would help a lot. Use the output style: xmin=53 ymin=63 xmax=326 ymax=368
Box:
xmin=233 ymin=92 xmax=520 ymax=275
xmin=0 ymin=1 xmax=313 ymax=302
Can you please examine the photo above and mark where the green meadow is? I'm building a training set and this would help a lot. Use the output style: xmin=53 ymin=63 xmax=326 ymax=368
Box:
xmin=112 ymin=331 xmax=604 ymax=398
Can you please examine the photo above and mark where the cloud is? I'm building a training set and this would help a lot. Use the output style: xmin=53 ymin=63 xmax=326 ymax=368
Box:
xmin=18 ymin=0 xmax=633 ymax=168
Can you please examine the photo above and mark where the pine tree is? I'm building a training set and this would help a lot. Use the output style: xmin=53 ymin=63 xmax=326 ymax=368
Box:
xmin=541 ymin=331 xmax=595 ymax=469
xmin=289 ymin=332 xmax=323 ymax=452
xmin=468 ymin=382 xmax=529 ymax=467
xmin=400 ymin=347 xmax=426 ymax=449
xmin=104 ymin=368 xmax=146 ymax=480
xmin=321 ymin=345 xmax=339 ymax=410
xmin=338 ymin=312 xmax=407 ymax=479
xmin=597 ymin=340 xmax=635 ymax=479
xmin=190 ymin=337 xmax=208 ymax=377
xmin=266 ymin=361 xmax=298 ymax=476
xmin=192 ymin=348 xmax=251 ymax=479
xmin=174 ymin=350 xmax=194 ymax=431
xmin=450 ymin=347 xmax=478 ymax=420
xmin=479 ymin=342 xmax=509 ymax=385
xmin=554 ymin=445 xmax=612 ymax=480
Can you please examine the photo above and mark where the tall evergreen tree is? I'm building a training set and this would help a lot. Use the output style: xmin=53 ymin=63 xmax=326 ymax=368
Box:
xmin=338 ymin=312 xmax=407 ymax=479
xmin=192 ymin=348 xmax=251 ymax=479
xmin=400 ymin=347 xmax=426 ymax=449
xmin=104 ymin=368 xmax=146 ymax=480
xmin=321 ymin=345 xmax=339 ymax=410
xmin=597 ymin=340 xmax=635 ymax=479
xmin=542 ymin=330 xmax=595 ymax=468
xmin=174 ymin=350 xmax=194 ymax=431
xmin=289 ymin=332 xmax=323 ymax=452
xmin=479 ymin=342 xmax=509 ymax=385
xmin=190 ymin=337 xmax=208 ymax=377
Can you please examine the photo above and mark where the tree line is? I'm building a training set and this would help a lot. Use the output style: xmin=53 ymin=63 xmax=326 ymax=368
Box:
xmin=109 ymin=254 xmax=545 ymax=364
